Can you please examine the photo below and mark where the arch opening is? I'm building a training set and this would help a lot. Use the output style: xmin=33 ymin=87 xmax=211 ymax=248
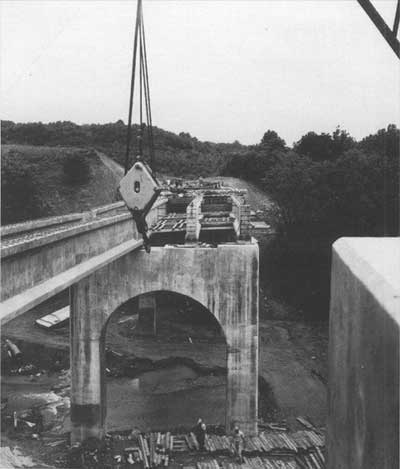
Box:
xmin=102 ymin=290 xmax=228 ymax=433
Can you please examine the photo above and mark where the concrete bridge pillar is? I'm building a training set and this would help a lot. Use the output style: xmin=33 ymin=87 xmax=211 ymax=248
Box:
xmin=70 ymin=279 xmax=105 ymax=443
xmin=226 ymin=325 xmax=258 ymax=434
xmin=69 ymin=244 xmax=259 ymax=443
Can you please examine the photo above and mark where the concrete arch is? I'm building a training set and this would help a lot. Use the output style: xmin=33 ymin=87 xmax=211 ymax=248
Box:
xmin=101 ymin=285 xmax=224 ymax=344
xmin=70 ymin=244 xmax=259 ymax=443
xmin=102 ymin=289 xmax=227 ymax=343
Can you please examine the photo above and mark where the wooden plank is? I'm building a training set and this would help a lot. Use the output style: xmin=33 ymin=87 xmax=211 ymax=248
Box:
xmin=0 ymin=238 xmax=143 ymax=325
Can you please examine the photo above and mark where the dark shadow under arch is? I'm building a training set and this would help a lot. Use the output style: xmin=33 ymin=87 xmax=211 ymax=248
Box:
xmin=102 ymin=290 xmax=228 ymax=432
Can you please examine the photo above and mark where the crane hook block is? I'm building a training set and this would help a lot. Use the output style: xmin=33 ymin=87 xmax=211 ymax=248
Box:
xmin=119 ymin=160 xmax=161 ymax=253
xmin=119 ymin=161 xmax=160 ymax=213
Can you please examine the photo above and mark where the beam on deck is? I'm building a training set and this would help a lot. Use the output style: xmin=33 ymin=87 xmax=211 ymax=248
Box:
xmin=0 ymin=239 xmax=143 ymax=326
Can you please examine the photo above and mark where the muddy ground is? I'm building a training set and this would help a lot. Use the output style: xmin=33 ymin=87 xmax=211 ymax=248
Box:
xmin=1 ymin=291 xmax=328 ymax=468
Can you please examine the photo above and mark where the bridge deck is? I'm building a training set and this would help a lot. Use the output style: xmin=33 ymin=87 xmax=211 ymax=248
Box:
xmin=1 ymin=202 xmax=129 ymax=256
xmin=0 ymin=238 xmax=143 ymax=325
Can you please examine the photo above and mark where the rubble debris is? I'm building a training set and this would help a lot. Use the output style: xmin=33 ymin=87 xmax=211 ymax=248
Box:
xmin=0 ymin=447 xmax=36 ymax=468
xmin=45 ymin=439 xmax=65 ymax=447
xmin=11 ymin=364 xmax=38 ymax=376
xmin=5 ymin=339 xmax=22 ymax=361
xmin=68 ymin=443 xmax=83 ymax=468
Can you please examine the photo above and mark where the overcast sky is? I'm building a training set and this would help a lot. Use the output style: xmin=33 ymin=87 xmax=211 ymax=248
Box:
xmin=1 ymin=0 xmax=399 ymax=145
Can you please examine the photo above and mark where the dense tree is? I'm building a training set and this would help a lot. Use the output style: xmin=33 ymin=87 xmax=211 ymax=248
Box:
xmin=294 ymin=127 xmax=355 ymax=162
xmin=224 ymin=130 xmax=287 ymax=182
xmin=358 ymin=125 xmax=399 ymax=235
xmin=260 ymin=130 xmax=286 ymax=150
xmin=260 ymin=130 xmax=394 ymax=317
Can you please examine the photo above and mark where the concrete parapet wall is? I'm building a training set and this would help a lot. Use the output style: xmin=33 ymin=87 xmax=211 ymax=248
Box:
xmin=328 ymin=237 xmax=399 ymax=469
xmin=231 ymin=196 xmax=251 ymax=240
xmin=1 ymin=199 xmax=167 ymax=301
xmin=0 ymin=201 xmax=127 ymax=238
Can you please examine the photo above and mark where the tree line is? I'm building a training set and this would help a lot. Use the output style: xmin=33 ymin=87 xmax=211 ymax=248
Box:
xmin=2 ymin=120 xmax=398 ymax=319
xmin=223 ymin=125 xmax=399 ymax=318
xmin=1 ymin=120 xmax=242 ymax=178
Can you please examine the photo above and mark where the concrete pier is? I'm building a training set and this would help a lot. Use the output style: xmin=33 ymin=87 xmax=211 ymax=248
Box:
xmin=70 ymin=277 xmax=105 ymax=441
xmin=70 ymin=242 xmax=259 ymax=443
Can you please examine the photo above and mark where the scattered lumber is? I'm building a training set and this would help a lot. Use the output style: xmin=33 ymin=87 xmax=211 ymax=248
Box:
xmin=296 ymin=417 xmax=315 ymax=430
xmin=196 ymin=459 xmax=220 ymax=469
xmin=108 ymin=427 xmax=326 ymax=469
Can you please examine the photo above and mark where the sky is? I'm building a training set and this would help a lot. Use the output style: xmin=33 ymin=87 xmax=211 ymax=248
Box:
xmin=1 ymin=0 xmax=399 ymax=145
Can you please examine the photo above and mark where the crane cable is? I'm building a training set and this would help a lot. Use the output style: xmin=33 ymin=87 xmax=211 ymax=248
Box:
xmin=140 ymin=6 xmax=155 ymax=171
xmin=124 ymin=0 xmax=155 ymax=175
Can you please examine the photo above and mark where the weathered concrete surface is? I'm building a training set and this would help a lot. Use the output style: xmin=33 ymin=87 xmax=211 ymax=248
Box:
xmin=0 ymin=239 xmax=143 ymax=325
xmin=328 ymin=238 xmax=399 ymax=469
xmin=1 ymin=200 xmax=167 ymax=302
xmin=70 ymin=242 xmax=259 ymax=442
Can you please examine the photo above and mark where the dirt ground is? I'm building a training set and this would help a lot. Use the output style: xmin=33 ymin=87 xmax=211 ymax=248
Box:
xmin=1 ymin=291 xmax=327 ymax=468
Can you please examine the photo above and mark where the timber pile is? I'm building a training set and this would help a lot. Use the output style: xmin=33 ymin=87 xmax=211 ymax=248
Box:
xmin=109 ymin=429 xmax=325 ymax=468
xmin=244 ymin=456 xmax=297 ymax=469
xmin=201 ymin=430 xmax=326 ymax=469
xmin=135 ymin=432 xmax=174 ymax=467
xmin=172 ymin=435 xmax=190 ymax=452
xmin=296 ymin=449 xmax=326 ymax=469
xmin=186 ymin=433 xmax=200 ymax=451
xmin=291 ymin=431 xmax=324 ymax=450
xmin=204 ymin=434 xmax=232 ymax=453
xmin=196 ymin=460 xmax=220 ymax=469
xmin=198 ymin=454 xmax=325 ymax=469
xmin=201 ymin=430 xmax=323 ymax=457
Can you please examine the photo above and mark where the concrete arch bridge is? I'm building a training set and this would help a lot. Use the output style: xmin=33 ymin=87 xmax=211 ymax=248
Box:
xmin=1 ymin=187 xmax=260 ymax=443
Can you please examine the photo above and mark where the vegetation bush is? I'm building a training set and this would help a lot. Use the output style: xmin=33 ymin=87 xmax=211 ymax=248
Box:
xmin=261 ymin=126 xmax=398 ymax=319
xmin=63 ymin=151 xmax=92 ymax=185
xmin=1 ymin=150 xmax=43 ymax=223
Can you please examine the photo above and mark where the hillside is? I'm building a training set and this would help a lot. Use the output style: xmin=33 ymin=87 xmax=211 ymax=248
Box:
xmin=0 ymin=142 xmax=274 ymax=227
xmin=1 ymin=120 xmax=246 ymax=179
xmin=1 ymin=145 xmax=121 ymax=224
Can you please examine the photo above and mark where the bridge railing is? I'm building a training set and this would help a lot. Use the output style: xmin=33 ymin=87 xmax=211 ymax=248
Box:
xmin=1 ymin=201 xmax=128 ymax=239
xmin=1 ymin=198 xmax=168 ymax=308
